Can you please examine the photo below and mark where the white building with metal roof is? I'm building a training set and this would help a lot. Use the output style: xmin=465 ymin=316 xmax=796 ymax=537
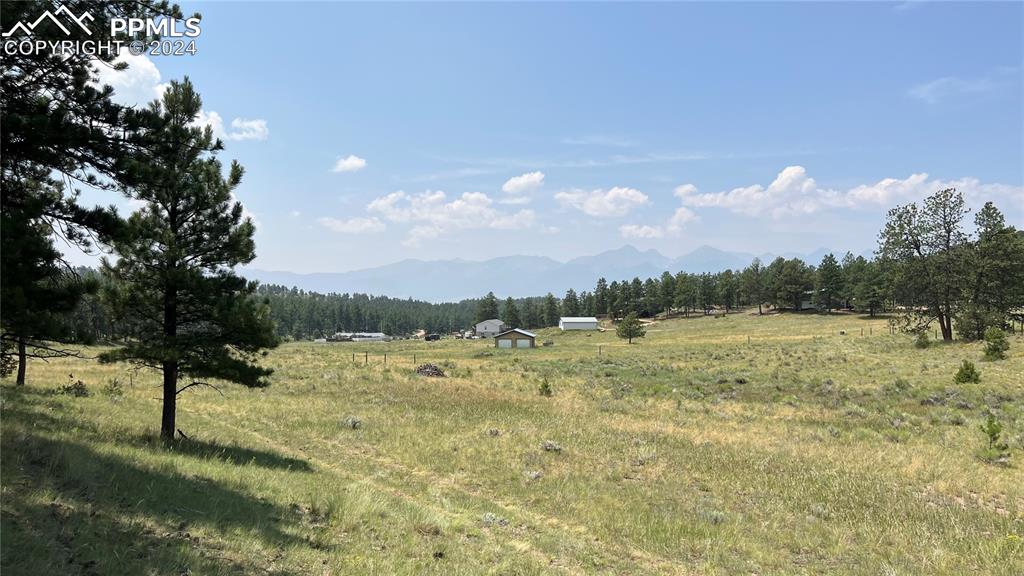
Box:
xmin=558 ymin=317 xmax=599 ymax=330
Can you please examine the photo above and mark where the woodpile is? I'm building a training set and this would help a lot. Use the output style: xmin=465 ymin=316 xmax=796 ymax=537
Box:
xmin=415 ymin=363 xmax=446 ymax=377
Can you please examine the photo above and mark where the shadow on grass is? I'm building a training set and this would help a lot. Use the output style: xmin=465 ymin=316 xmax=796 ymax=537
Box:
xmin=135 ymin=435 xmax=314 ymax=472
xmin=0 ymin=387 xmax=309 ymax=575
xmin=1 ymin=384 xmax=313 ymax=472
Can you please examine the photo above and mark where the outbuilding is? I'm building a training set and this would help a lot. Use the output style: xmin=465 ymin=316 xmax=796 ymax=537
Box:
xmin=558 ymin=316 xmax=599 ymax=331
xmin=475 ymin=318 xmax=508 ymax=337
xmin=494 ymin=328 xmax=536 ymax=349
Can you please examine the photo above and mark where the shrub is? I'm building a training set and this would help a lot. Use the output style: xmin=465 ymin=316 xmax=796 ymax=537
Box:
xmin=914 ymin=331 xmax=930 ymax=349
xmin=57 ymin=374 xmax=89 ymax=397
xmin=983 ymin=327 xmax=1009 ymax=361
xmin=538 ymin=379 xmax=553 ymax=397
xmin=954 ymin=360 xmax=981 ymax=384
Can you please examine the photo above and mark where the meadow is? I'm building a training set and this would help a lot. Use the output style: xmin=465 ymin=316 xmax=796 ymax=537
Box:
xmin=2 ymin=311 xmax=1022 ymax=575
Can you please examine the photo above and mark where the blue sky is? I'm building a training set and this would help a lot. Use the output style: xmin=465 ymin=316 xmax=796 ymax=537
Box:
xmin=86 ymin=1 xmax=1022 ymax=272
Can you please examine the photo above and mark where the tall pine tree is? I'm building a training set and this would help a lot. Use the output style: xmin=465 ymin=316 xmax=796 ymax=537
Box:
xmin=100 ymin=79 xmax=277 ymax=440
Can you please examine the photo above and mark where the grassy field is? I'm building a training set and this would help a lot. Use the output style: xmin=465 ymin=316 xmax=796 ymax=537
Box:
xmin=2 ymin=311 xmax=1022 ymax=575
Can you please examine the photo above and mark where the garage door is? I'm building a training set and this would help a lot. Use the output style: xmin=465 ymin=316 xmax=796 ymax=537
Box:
xmin=515 ymin=339 xmax=531 ymax=348
xmin=497 ymin=339 xmax=512 ymax=348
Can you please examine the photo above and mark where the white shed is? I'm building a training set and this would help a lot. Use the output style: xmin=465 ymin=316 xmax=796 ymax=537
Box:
xmin=559 ymin=316 xmax=599 ymax=331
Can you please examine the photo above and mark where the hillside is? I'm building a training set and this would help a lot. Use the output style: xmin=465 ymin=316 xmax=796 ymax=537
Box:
xmin=3 ymin=312 xmax=1021 ymax=574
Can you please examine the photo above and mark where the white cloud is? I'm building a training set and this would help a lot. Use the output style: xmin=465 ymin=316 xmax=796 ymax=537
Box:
xmin=290 ymin=210 xmax=302 ymax=217
xmin=619 ymin=224 xmax=664 ymax=239
xmin=93 ymin=53 xmax=169 ymax=106
xmin=668 ymin=207 xmax=699 ymax=229
xmin=226 ymin=118 xmax=269 ymax=141
xmin=193 ymin=111 xmax=269 ymax=142
xmin=498 ymin=196 xmax=532 ymax=205
xmin=93 ymin=52 xmax=268 ymax=142
xmin=502 ymin=171 xmax=545 ymax=195
xmin=554 ymin=186 xmax=649 ymax=217
xmin=317 ymin=216 xmax=385 ymax=234
xmin=367 ymin=190 xmax=534 ymax=246
xmin=619 ymin=206 xmax=699 ymax=240
xmin=675 ymin=166 xmax=1023 ymax=219
xmin=332 ymin=155 xmax=367 ymax=173
xmin=908 ymin=76 xmax=996 ymax=104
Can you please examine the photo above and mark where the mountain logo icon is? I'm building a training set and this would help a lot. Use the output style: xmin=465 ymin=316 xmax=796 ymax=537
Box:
xmin=2 ymin=5 xmax=94 ymax=37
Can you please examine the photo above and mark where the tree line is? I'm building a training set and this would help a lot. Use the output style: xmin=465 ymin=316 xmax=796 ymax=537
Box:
xmin=475 ymin=190 xmax=1023 ymax=343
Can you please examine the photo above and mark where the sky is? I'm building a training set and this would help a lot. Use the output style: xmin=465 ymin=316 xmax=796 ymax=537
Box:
xmin=78 ymin=1 xmax=1023 ymax=273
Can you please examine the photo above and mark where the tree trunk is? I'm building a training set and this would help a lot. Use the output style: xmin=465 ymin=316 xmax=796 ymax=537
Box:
xmin=939 ymin=313 xmax=953 ymax=342
xmin=161 ymin=267 xmax=178 ymax=441
xmin=16 ymin=338 xmax=26 ymax=386
xmin=758 ymin=303 xmax=762 ymax=315
xmin=161 ymin=360 xmax=177 ymax=440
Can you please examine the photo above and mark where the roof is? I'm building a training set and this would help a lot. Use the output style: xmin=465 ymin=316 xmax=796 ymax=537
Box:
xmin=559 ymin=317 xmax=599 ymax=323
xmin=494 ymin=328 xmax=537 ymax=338
xmin=475 ymin=318 xmax=503 ymax=326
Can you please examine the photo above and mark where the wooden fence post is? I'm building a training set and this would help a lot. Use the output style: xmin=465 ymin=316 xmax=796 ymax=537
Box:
xmin=364 ymin=351 xmax=368 ymax=365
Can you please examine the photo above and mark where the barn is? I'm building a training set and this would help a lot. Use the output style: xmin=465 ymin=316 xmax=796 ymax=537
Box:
xmin=475 ymin=319 xmax=508 ymax=337
xmin=559 ymin=316 xmax=599 ymax=331
xmin=494 ymin=328 xmax=536 ymax=349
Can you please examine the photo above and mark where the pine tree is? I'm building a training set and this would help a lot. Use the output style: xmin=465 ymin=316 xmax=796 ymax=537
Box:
xmin=562 ymin=288 xmax=580 ymax=316
xmin=956 ymin=203 xmax=1024 ymax=340
xmin=616 ymin=312 xmax=646 ymax=344
xmin=99 ymin=79 xmax=278 ymax=440
xmin=879 ymin=188 xmax=970 ymax=341
xmin=741 ymin=258 xmax=765 ymax=315
xmin=0 ymin=0 xmax=186 ymax=380
xmin=502 ymin=297 xmax=522 ymax=328
xmin=542 ymin=293 xmax=561 ymax=326
xmin=594 ymin=277 xmax=609 ymax=316
xmin=814 ymin=253 xmax=844 ymax=312
xmin=475 ymin=292 xmax=500 ymax=323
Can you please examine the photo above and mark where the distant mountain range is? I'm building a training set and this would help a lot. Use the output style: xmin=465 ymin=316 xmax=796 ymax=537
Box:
xmin=244 ymin=245 xmax=854 ymax=302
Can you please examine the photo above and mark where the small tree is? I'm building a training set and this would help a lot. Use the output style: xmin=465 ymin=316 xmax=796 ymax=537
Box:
xmin=616 ymin=312 xmax=646 ymax=344
xmin=954 ymin=360 xmax=981 ymax=384
xmin=100 ymin=79 xmax=278 ymax=440
xmin=983 ymin=327 xmax=1009 ymax=361
xmin=978 ymin=412 xmax=1010 ymax=465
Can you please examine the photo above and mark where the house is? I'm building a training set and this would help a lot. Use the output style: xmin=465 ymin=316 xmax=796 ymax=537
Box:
xmin=799 ymin=290 xmax=818 ymax=311
xmin=350 ymin=332 xmax=389 ymax=342
xmin=558 ymin=316 xmax=599 ymax=331
xmin=494 ymin=328 xmax=536 ymax=349
xmin=475 ymin=318 xmax=508 ymax=337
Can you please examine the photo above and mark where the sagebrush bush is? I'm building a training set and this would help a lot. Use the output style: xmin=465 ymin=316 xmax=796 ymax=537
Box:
xmin=954 ymin=360 xmax=981 ymax=384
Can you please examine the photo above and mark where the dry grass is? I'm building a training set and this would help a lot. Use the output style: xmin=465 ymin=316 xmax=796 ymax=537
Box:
xmin=2 ymin=310 xmax=1022 ymax=575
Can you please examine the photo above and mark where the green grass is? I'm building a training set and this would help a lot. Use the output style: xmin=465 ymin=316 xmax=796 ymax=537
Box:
xmin=3 ymin=311 xmax=1022 ymax=575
